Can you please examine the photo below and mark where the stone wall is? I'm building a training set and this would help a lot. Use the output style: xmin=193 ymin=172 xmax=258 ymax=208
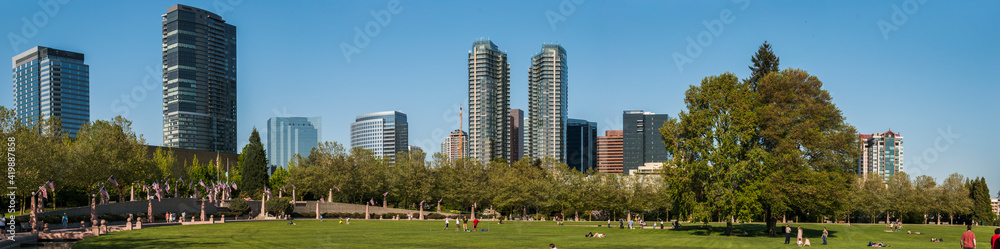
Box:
xmin=31 ymin=198 xmax=217 ymax=217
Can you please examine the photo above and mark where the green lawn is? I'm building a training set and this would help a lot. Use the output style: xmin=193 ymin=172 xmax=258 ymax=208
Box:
xmin=74 ymin=220 xmax=997 ymax=248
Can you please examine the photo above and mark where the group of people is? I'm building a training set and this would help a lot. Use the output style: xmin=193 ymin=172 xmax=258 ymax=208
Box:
xmin=783 ymin=224 xmax=828 ymax=246
xmin=962 ymin=225 xmax=1000 ymax=249
xmin=443 ymin=216 xmax=480 ymax=232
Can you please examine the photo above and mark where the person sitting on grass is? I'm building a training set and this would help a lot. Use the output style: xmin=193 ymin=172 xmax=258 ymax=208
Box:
xmin=803 ymin=238 xmax=811 ymax=246
xmin=286 ymin=221 xmax=296 ymax=225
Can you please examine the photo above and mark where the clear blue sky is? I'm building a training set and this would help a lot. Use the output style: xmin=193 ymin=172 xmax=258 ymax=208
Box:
xmin=3 ymin=1 xmax=998 ymax=191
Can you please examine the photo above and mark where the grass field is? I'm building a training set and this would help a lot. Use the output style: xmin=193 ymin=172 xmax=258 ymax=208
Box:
xmin=74 ymin=219 xmax=997 ymax=248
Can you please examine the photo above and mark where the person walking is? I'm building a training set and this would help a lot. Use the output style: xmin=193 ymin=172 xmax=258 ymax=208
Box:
xmin=619 ymin=219 xmax=624 ymax=229
xmin=443 ymin=217 xmax=450 ymax=230
xmin=62 ymin=214 xmax=68 ymax=229
xmin=784 ymin=224 xmax=791 ymax=244
xmin=797 ymin=226 xmax=804 ymax=246
xmin=822 ymin=227 xmax=828 ymax=245
xmin=961 ymin=224 xmax=976 ymax=249
xmin=473 ymin=218 xmax=479 ymax=230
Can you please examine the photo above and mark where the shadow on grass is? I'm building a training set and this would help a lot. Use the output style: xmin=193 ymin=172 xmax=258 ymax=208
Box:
xmin=74 ymin=237 xmax=228 ymax=249
xmin=676 ymin=223 xmax=838 ymax=239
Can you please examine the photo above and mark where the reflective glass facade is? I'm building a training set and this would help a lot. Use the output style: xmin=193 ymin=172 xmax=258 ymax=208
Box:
xmin=351 ymin=111 xmax=408 ymax=161
xmin=162 ymin=4 xmax=238 ymax=153
xmin=468 ymin=40 xmax=511 ymax=164
xmin=267 ymin=117 xmax=321 ymax=172
xmin=622 ymin=110 xmax=669 ymax=175
xmin=527 ymin=44 xmax=568 ymax=162
xmin=12 ymin=46 xmax=89 ymax=137
xmin=566 ymin=118 xmax=596 ymax=173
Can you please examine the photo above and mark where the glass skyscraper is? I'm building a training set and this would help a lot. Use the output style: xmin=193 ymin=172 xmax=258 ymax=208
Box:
xmin=468 ymin=40 xmax=511 ymax=164
xmin=622 ymin=110 xmax=669 ymax=175
xmin=527 ymin=44 xmax=568 ymax=162
xmin=162 ymin=4 xmax=238 ymax=153
xmin=267 ymin=117 xmax=321 ymax=172
xmin=351 ymin=111 xmax=408 ymax=161
xmin=566 ymin=118 xmax=596 ymax=173
xmin=12 ymin=46 xmax=89 ymax=137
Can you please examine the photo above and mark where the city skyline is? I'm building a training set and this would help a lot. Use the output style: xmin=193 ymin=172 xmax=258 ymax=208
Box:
xmin=2 ymin=1 xmax=997 ymax=189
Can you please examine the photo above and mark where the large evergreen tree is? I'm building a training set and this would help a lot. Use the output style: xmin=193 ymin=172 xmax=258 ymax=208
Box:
xmin=746 ymin=41 xmax=780 ymax=92
xmin=967 ymin=177 xmax=991 ymax=224
xmin=239 ymin=128 xmax=269 ymax=197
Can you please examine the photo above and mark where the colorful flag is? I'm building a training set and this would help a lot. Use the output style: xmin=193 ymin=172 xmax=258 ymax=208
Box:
xmin=333 ymin=185 xmax=340 ymax=192
xmin=38 ymin=186 xmax=47 ymax=199
xmin=166 ymin=181 xmax=171 ymax=192
xmin=291 ymin=184 xmax=296 ymax=189
xmin=383 ymin=191 xmax=388 ymax=197
xmin=45 ymin=180 xmax=54 ymax=193
xmin=264 ymin=188 xmax=272 ymax=197
xmin=108 ymin=176 xmax=119 ymax=186
xmin=179 ymin=177 xmax=184 ymax=185
xmin=369 ymin=198 xmax=374 ymax=206
xmin=198 ymin=180 xmax=206 ymax=188
xmin=320 ymin=198 xmax=325 ymax=203
xmin=100 ymin=186 xmax=110 ymax=202
xmin=232 ymin=183 xmax=238 ymax=190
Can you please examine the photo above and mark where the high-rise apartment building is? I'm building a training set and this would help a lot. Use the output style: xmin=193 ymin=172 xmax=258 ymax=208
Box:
xmin=441 ymin=129 xmax=468 ymax=161
xmin=12 ymin=46 xmax=89 ymax=137
xmin=566 ymin=118 xmax=596 ymax=173
xmin=526 ymin=44 xmax=568 ymax=162
xmin=468 ymin=40 xmax=510 ymax=164
xmin=510 ymin=108 xmax=524 ymax=161
xmin=622 ymin=110 xmax=669 ymax=175
xmin=162 ymin=4 xmax=238 ymax=153
xmin=858 ymin=130 xmax=904 ymax=181
xmin=267 ymin=117 xmax=321 ymax=172
xmin=597 ymin=130 xmax=624 ymax=174
xmin=351 ymin=111 xmax=408 ymax=161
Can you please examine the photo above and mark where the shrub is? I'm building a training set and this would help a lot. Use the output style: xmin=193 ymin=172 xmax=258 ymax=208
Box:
xmin=294 ymin=212 xmax=315 ymax=218
xmin=98 ymin=213 xmax=127 ymax=222
xmin=229 ymin=198 xmax=250 ymax=216
xmin=425 ymin=213 xmax=447 ymax=220
xmin=265 ymin=197 xmax=294 ymax=216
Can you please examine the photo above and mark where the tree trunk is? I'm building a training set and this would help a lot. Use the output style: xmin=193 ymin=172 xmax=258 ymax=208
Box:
xmin=936 ymin=213 xmax=940 ymax=225
xmin=726 ymin=216 xmax=733 ymax=236
xmin=949 ymin=213 xmax=953 ymax=225
xmin=765 ymin=208 xmax=777 ymax=236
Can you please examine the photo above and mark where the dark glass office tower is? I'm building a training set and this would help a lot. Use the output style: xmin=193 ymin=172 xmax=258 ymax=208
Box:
xmin=162 ymin=4 xmax=237 ymax=153
xmin=622 ymin=110 xmax=669 ymax=175
xmin=566 ymin=118 xmax=596 ymax=173
xmin=12 ymin=46 xmax=89 ymax=137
